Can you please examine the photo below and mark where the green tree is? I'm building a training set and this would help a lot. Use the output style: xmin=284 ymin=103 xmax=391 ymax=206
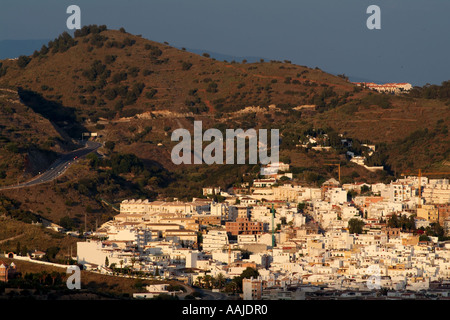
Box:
xmin=203 ymin=275 xmax=213 ymax=289
xmin=231 ymin=267 xmax=260 ymax=293
xmin=387 ymin=213 xmax=400 ymax=228
xmin=297 ymin=202 xmax=306 ymax=212
xmin=241 ymin=267 xmax=259 ymax=279
xmin=59 ymin=216 xmax=75 ymax=230
xmin=181 ymin=61 xmax=193 ymax=70
xmin=105 ymin=141 xmax=115 ymax=152
xmin=348 ymin=218 xmax=365 ymax=234
xmin=17 ymin=55 xmax=31 ymax=68
xmin=360 ymin=185 xmax=371 ymax=194
xmin=214 ymin=273 xmax=226 ymax=289
xmin=45 ymin=246 xmax=60 ymax=261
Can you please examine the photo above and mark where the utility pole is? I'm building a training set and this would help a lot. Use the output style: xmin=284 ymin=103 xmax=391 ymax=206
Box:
xmin=271 ymin=203 xmax=275 ymax=248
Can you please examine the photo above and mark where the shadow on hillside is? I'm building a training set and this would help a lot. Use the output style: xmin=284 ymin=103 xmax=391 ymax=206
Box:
xmin=17 ymin=87 xmax=88 ymax=148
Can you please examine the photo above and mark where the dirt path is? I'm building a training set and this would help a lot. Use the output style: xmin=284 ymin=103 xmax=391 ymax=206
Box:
xmin=0 ymin=233 xmax=24 ymax=244
xmin=198 ymin=88 xmax=214 ymax=114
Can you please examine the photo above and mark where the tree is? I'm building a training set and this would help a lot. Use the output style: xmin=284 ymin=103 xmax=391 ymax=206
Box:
xmin=224 ymin=280 xmax=238 ymax=293
xmin=17 ymin=55 xmax=31 ymax=68
xmin=348 ymin=218 xmax=365 ymax=234
xmin=105 ymin=256 xmax=109 ymax=267
xmin=387 ymin=213 xmax=400 ymax=228
xmin=133 ymin=279 xmax=145 ymax=290
xmin=86 ymin=153 xmax=99 ymax=168
xmin=45 ymin=246 xmax=60 ymax=261
xmin=105 ymin=141 xmax=115 ymax=152
xmin=361 ymin=185 xmax=371 ymax=194
xmin=203 ymin=275 xmax=213 ymax=289
xmin=214 ymin=273 xmax=226 ymax=289
xmin=240 ymin=267 xmax=259 ymax=280
xmin=230 ymin=268 xmax=260 ymax=293
xmin=297 ymin=202 xmax=306 ymax=212
xmin=21 ymin=245 xmax=28 ymax=257
xmin=181 ymin=61 xmax=193 ymax=70
xmin=40 ymin=45 xmax=49 ymax=55
xmin=60 ymin=215 xmax=75 ymax=230
xmin=195 ymin=276 xmax=203 ymax=288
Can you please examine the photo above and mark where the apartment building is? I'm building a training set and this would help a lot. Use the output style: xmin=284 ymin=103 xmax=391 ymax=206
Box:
xmin=225 ymin=218 xmax=264 ymax=236
xmin=202 ymin=230 xmax=229 ymax=252
xmin=417 ymin=205 xmax=439 ymax=223
xmin=243 ymin=277 xmax=263 ymax=300
xmin=422 ymin=183 xmax=450 ymax=205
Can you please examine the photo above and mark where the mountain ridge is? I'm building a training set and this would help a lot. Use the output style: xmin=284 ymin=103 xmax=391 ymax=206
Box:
xmin=0 ymin=25 xmax=447 ymax=232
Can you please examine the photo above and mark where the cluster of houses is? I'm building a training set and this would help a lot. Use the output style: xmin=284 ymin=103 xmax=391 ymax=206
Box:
xmin=297 ymin=133 xmax=383 ymax=172
xmin=76 ymin=167 xmax=450 ymax=299
xmin=353 ymin=82 xmax=413 ymax=94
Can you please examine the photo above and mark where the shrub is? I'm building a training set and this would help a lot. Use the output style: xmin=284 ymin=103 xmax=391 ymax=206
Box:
xmin=181 ymin=61 xmax=193 ymax=70
xmin=82 ymin=60 xmax=108 ymax=81
xmin=104 ymin=55 xmax=117 ymax=64
xmin=17 ymin=55 xmax=31 ymax=68
xmin=0 ymin=63 xmax=7 ymax=77
xmin=122 ymin=37 xmax=136 ymax=47
xmin=206 ymin=82 xmax=218 ymax=93
xmin=145 ymin=89 xmax=158 ymax=99
xmin=74 ymin=24 xmax=107 ymax=37
xmin=112 ymin=72 xmax=127 ymax=84
xmin=128 ymin=67 xmax=140 ymax=77
xmin=105 ymin=88 xmax=117 ymax=100
xmin=142 ymin=69 xmax=153 ymax=76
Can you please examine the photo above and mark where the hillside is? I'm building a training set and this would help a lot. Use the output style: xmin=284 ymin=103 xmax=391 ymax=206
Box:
xmin=0 ymin=25 xmax=448 ymax=233
xmin=0 ymin=87 xmax=78 ymax=186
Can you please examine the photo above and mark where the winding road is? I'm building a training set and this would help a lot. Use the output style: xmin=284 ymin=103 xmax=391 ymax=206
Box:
xmin=0 ymin=140 xmax=102 ymax=190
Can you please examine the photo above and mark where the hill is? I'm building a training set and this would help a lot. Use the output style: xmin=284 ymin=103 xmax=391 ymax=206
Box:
xmin=0 ymin=87 xmax=78 ymax=186
xmin=0 ymin=25 xmax=448 ymax=234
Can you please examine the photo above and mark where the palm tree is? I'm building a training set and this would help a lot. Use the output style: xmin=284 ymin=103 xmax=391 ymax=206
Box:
xmin=196 ymin=276 xmax=203 ymax=288
xmin=215 ymin=273 xmax=226 ymax=289
xmin=39 ymin=271 xmax=48 ymax=285
xmin=203 ymin=275 xmax=213 ymax=289
xmin=50 ymin=271 xmax=59 ymax=286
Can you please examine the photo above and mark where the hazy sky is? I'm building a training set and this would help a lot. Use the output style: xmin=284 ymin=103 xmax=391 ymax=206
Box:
xmin=1 ymin=0 xmax=449 ymax=86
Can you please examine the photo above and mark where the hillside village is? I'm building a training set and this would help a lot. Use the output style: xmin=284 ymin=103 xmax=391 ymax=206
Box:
xmin=75 ymin=162 xmax=450 ymax=299
xmin=0 ymin=26 xmax=449 ymax=301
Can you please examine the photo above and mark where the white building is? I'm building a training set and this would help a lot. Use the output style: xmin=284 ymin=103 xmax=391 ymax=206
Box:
xmin=327 ymin=188 xmax=348 ymax=205
xmin=202 ymin=230 xmax=229 ymax=252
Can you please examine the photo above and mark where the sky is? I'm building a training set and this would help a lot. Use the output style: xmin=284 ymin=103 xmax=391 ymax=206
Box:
xmin=1 ymin=0 xmax=449 ymax=86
